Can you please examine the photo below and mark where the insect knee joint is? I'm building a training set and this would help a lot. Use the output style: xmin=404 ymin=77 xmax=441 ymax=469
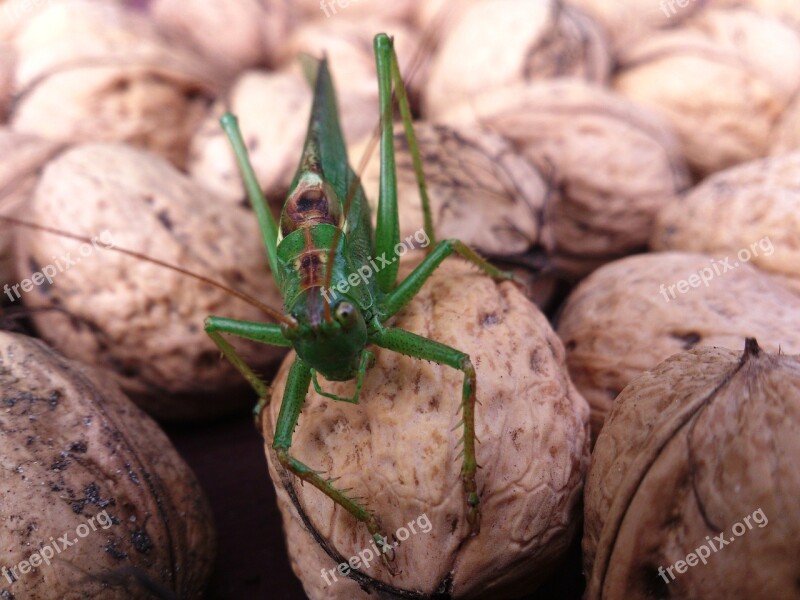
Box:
xmin=275 ymin=447 xmax=291 ymax=466
xmin=461 ymin=356 xmax=475 ymax=377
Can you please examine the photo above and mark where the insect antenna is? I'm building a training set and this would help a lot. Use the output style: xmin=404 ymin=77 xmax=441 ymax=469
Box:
xmin=0 ymin=216 xmax=295 ymax=327
xmin=321 ymin=7 xmax=445 ymax=322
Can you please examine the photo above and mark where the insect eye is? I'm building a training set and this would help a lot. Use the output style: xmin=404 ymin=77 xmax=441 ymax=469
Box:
xmin=334 ymin=302 xmax=355 ymax=325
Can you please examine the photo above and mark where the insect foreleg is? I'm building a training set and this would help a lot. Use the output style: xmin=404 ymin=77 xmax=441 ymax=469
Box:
xmin=378 ymin=239 xmax=517 ymax=318
xmin=204 ymin=316 xmax=291 ymax=417
xmin=370 ymin=327 xmax=481 ymax=535
xmin=219 ymin=113 xmax=282 ymax=287
xmin=274 ymin=356 xmax=395 ymax=571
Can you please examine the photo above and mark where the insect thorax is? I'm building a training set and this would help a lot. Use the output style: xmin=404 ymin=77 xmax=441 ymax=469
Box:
xmin=277 ymin=224 xmax=374 ymax=318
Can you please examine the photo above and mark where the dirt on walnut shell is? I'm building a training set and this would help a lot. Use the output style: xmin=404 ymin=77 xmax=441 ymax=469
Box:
xmin=0 ymin=331 xmax=215 ymax=599
xmin=584 ymin=341 xmax=800 ymax=600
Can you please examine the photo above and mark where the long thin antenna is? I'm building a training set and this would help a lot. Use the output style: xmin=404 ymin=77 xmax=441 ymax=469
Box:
xmin=1 ymin=216 xmax=296 ymax=327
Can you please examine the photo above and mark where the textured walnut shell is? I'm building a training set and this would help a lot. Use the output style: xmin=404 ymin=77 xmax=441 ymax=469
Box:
xmin=292 ymin=0 xmax=417 ymax=23
xmin=350 ymin=121 xmax=561 ymax=309
xmin=556 ymin=252 xmax=800 ymax=437
xmin=9 ymin=0 xmax=220 ymax=168
xmin=653 ymin=152 xmax=800 ymax=294
xmin=151 ymin=0 xmax=292 ymax=74
xmin=441 ymin=80 xmax=689 ymax=277
xmin=583 ymin=341 xmax=800 ymax=600
xmin=0 ymin=42 xmax=13 ymax=121
xmin=567 ymin=0 xmax=708 ymax=54
xmin=0 ymin=0 xmax=122 ymax=43
xmin=424 ymin=0 xmax=611 ymax=118
xmin=188 ymin=69 xmax=311 ymax=204
xmin=709 ymin=0 xmax=800 ymax=23
xmin=14 ymin=143 xmax=286 ymax=420
xmin=0 ymin=331 xmax=215 ymax=598
xmin=414 ymin=0 xmax=475 ymax=30
xmin=0 ymin=129 xmax=64 ymax=286
xmin=190 ymin=19 xmax=424 ymax=204
xmin=262 ymin=260 xmax=590 ymax=600
xmin=614 ymin=7 xmax=800 ymax=176
xmin=282 ymin=16 xmax=426 ymax=103
xmin=770 ymin=93 xmax=800 ymax=156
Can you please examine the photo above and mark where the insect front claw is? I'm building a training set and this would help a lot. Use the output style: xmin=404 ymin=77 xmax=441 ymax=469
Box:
xmin=374 ymin=533 xmax=399 ymax=575
xmin=467 ymin=501 xmax=481 ymax=536
xmin=252 ymin=395 xmax=270 ymax=431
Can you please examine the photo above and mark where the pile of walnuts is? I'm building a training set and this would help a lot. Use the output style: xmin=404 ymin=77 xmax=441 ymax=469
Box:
xmin=1 ymin=1 xmax=799 ymax=599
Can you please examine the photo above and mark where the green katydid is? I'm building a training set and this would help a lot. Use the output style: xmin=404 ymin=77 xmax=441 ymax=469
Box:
xmin=0 ymin=30 xmax=517 ymax=583
xmin=206 ymin=32 xmax=517 ymax=562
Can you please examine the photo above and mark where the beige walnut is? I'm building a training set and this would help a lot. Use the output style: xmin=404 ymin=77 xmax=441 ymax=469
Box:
xmin=262 ymin=260 xmax=590 ymax=600
xmin=584 ymin=341 xmax=800 ymax=600
xmin=414 ymin=0 xmax=477 ymax=30
xmin=567 ymin=0 xmax=708 ymax=54
xmin=441 ymin=80 xmax=690 ymax=277
xmin=8 ymin=0 xmax=220 ymax=168
xmin=294 ymin=0 xmax=418 ymax=22
xmin=281 ymin=16 xmax=427 ymax=134
xmin=424 ymin=0 xmax=611 ymax=118
xmin=188 ymin=69 xmax=311 ymax=204
xmin=190 ymin=18 xmax=424 ymax=204
xmin=151 ymin=0 xmax=292 ymax=74
xmin=0 ymin=129 xmax=64 ymax=286
xmin=708 ymin=0 xmax=800 ymax=24
xmin=14 ymin=143 xmax=286 ymax=420
xmin=351 ymin=121 xmax=560 ymax=309
xmin=556 ymin=252 xmax=800 ymax=437
xmin=0 ymin=331 xmax=215 ymax=598
xmin=0 ymin=42 xmax=13 ymax=121
xmin=770 ymin=94 xmax=800 ymax=155
xmin=653 ymin=152 xmax=800 ymax=294
xmin=614 ymin=7 xmax=800 ymax=176
xmin=0 ymin=0 xmax=123 ymax=43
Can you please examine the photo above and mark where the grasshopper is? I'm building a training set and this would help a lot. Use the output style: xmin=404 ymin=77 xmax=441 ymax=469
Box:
xmin=0 ymin=31 xmax=517 ymax=577
xmin=207 ymin=33 xmax=516 ymax=558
